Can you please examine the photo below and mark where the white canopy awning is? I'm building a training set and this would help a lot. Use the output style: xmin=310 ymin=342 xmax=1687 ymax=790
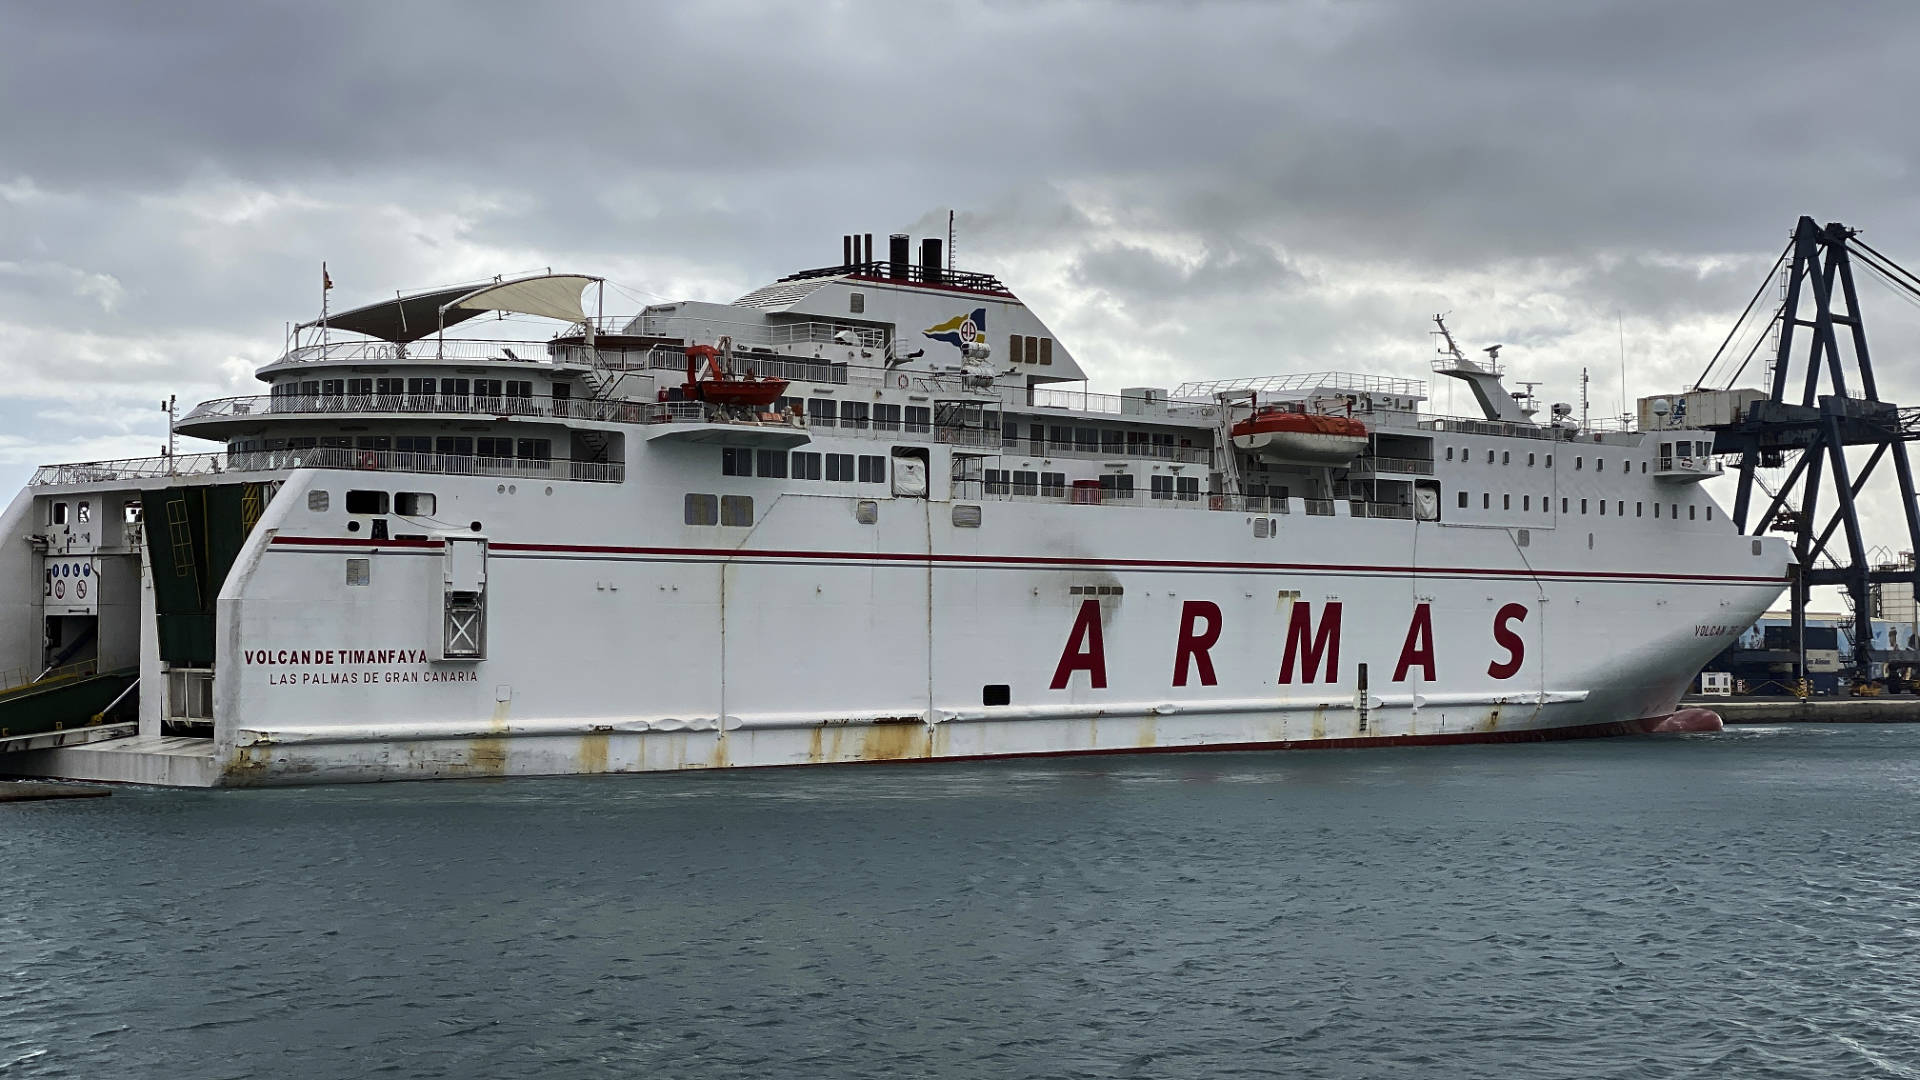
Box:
xmin=300 ymin=273 xmax=600 ymax=343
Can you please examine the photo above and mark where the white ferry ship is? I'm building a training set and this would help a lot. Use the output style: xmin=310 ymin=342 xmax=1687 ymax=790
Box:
xmin=0 ymin=232 xmax=1792 ymax=786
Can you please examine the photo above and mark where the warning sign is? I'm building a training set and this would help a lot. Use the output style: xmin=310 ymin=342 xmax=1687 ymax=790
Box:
xmin=44 ymin=557 xmax=98 ymax=615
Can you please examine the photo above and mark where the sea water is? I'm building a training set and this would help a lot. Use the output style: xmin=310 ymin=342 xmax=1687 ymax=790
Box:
xmin=5 ymin=725 xmax=1920 ymax=1078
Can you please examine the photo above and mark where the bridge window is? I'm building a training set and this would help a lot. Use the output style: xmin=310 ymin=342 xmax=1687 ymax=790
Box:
xmin=722 ymin=448 xmax=751 ymax=476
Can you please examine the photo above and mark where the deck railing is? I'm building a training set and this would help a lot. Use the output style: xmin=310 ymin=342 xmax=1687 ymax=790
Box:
xmin=31 ymin=449 xmax=624 ymax=487
xmin=182 ymin=393 xmax=657 ymax=426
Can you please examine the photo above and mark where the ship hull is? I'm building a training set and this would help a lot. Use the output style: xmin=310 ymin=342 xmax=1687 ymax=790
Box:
xmin=1 ymin=460 xmax=1789 ymax=787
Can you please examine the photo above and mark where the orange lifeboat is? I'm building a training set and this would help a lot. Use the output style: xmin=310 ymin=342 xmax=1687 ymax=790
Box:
xmin=1230 ymin=405 xmax=1368 ymax=464
xmin=683 ymin=342 xmax=790 ymax=409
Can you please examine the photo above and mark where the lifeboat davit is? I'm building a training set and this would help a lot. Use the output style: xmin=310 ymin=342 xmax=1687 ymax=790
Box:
xmin=683 ymin=343 xmax=789 ymax=409
xmin=1230 ymin=406 xmax=1369 ymax=464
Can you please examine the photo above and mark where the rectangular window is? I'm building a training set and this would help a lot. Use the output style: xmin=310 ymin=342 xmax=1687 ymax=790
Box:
xmin=1026 ymin=336 xmax=1040 ymax=365
xmin=684 ymin=493 xmax=718 ymax=526
xmin=840 ymin=401 xmax=870 ymax=429
xmin=807 ymin=399 xmax=836 ymax=428
xmin=516 ymin=439 xmax=551 ymax=462
xmin=1527 ymin=453 xmax=1535 ymax=467
xmin=346 ymin=558 xmax=371 ymax=587
xmin=792 ymin=451 xmax=822 ymax=480
xmin=1689 ymin=505 xmax=1697 ymax=520
xmin=1596 ymin=459 xmax=1605 ymax=472
xmin=1151 ymin=475 xmax=1174 ymax=500
xmin=720 ymin=495 xmax=754 ymax=527
xmin=321 ymin=378 xmax=345 ymax=397
xmin=1706 ymin=506 xmax=1713 ymax=521
xmin=356 ymin=435 xmax=392 ymax=451
xmin=345 ymin=490 xmax=389 ymax=515
xmin=1523 ymin=495 xmax=1530 ymax=510
xmin=1008 ymin=334 xmax=1022 ymax=365
xmin=376 ymin=377 xmax=403 ymax=396
xmin=1446 ymin=448 xmax=1455 ymax=461
xmin=347 ymin=377 xmax=373 ymax=396
xmin=1101 ymin=429 xmax=1124 ymax=454
xmin=1503 ymin=494 xmax=1511 ymax=509
xmin=1482 ymin=493 xmax=1490 ymax=509
xmin=858 ymin=455 xmax=887 ymax=484
xmin=50 ymin=501 xmax=67 ymax=525
xmin=1013 ymin=471 xmax=1038 ymax=495
xmin=872 ymin=403 xmax=901 ymax=431
xmin=476 ymin=437 xmax=513 ymax=460
xmin=395 ymin=492 xmax=435 ymax=516
xmin=1457 ymin=491 xmax=1468 ymax=508
xmin=1487 ymin=450 xmax=1495 ymax=464
xmin=905 ymin=406 xmax=931 ymax=433
xmin=1502 ymin=451 xmax=1510 ymax=465
xmin=723 ymin=447 xmax=752 ymax=476
xmin=506 ymin=380 xmax=534 ymax=400
xmin=407 ymin=377 xmax=435 ymax=396
xmin=1581 ymin=499 xmax=1588 ymax=514
xmin=756 ymin=449 xmax=787 ymax=478
xmin=1075 ymin=427 xmax=1099 ymax=453
xmin=826 ymin=453 xmax=855 ymax=482
xmin=1545 ymin=455 xmax=1552 ymax=467
xmin=985 ymin=469 xmax=1009 ymax=495
xmin=1099 ymin=473 xmax=1135 ymax=499
xmin=1636 ymin=502 xmax=1643 ymax=517
xmin=1039 ymin=338 xmax=1053 ymax=366
xmin=1041 ymin=472 xmax=1067 ymax=498
xmin=1576 ymin=457 xmax=1583 ymax=470
xmin=473 ymin=379 xmax=503 ymax=398
xmin=440 ymin=378 xmax=470 ymax=397
xmin=435 ymin=436 xmax=474 ymax=457
xmin=1617 ymin=501 xmax=1624 ymax=516
xmin=1176 ymin=476 xmax=1200 ymax=501
xmin=1655 ymin=503 xmax=1662 ymax=519
xmin=1562 ymin=498 xmax=1569 ymax=513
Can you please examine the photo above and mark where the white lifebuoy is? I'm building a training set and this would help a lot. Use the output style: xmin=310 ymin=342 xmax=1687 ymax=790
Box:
xmin=896 ymin=374 xmax=909 ymax=390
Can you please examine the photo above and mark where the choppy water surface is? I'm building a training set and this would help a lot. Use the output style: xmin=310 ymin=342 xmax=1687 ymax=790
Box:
xmin=7 ymin=726 xmax=1920 ymax=1078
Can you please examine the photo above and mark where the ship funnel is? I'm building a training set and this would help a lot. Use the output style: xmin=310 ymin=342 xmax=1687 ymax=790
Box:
xmin=889 ymin=234 xmax=910 ymax=279
xmin=921 ymin=238 xmax=943 ymax=284
xmin=842 ymin=235 xmax=854 ymax=266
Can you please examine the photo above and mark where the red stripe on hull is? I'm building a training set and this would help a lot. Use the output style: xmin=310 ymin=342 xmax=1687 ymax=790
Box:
xmin=268 ymin=536 xmax=1787 ymax=586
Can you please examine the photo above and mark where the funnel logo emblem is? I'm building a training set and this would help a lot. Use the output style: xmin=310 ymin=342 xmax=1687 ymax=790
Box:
xmin=923 ymin=308 xmax=987 ymax=352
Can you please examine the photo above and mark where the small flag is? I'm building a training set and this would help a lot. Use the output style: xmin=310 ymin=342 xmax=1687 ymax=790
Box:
xmin=323 ymin=263 xmax=333 ymax=291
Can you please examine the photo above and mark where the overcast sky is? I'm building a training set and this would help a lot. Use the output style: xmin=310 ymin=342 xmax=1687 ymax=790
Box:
xmin=5 ymin=0 xmax=1920 ymax=571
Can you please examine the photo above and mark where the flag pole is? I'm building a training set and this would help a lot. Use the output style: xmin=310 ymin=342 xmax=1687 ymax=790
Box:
xmin=321 ymin=262 xmax=332 ymax=351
